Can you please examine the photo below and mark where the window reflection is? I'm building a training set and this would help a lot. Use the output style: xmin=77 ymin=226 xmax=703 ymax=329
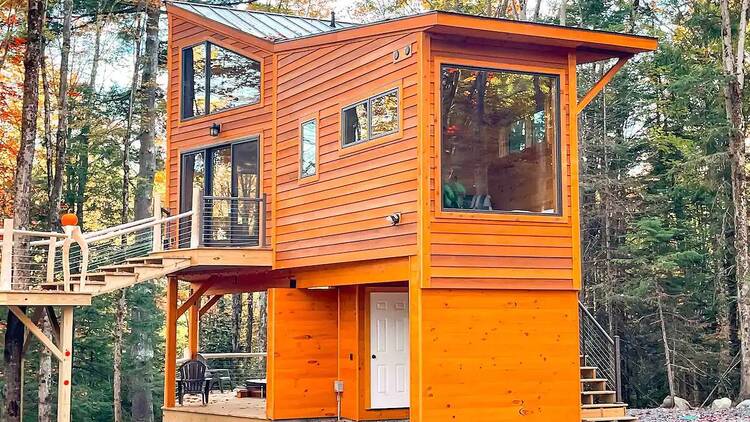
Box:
xmin=342 ymin=102 xmax=368 ymax=146
xmin=440 ymin=65 xmax=560 ymax=214
xmin=371 ymin=90 xmax=398 ymax=138
xmin=300 ymin=119 xmax=317 ymax=178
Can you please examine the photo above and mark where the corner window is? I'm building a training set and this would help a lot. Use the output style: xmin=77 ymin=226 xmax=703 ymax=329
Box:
xmin=300 ymin=119 xmax=317 ymax=178
xmin=181 ymin=42 xmax=261 ymax=119
xmin=342 ymin=88 xmax=399 ymax=147
xmin=440 ymin=64 xmax=561 ymax=215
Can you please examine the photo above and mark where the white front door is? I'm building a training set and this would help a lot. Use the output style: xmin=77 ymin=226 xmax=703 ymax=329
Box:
xmin=370 ymin=292 xmax=409 ymax=409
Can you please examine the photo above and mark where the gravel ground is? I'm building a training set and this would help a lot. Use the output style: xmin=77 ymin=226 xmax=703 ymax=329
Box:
xmin=631 ymin=408 xmax=750 ymax=422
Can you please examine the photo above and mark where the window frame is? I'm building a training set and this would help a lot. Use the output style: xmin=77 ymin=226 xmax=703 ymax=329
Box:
xmin=298 ymin=112 xmax=320 ymax=183
xmin=434 ymin=58 xmax=566 ymax=221
xmin=340 ymin=86 xmax=401 ymax=151
xmin=180 ymin=40 xmax=263 ymax=121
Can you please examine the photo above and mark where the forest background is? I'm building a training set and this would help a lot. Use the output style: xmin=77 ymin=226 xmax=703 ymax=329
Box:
xmin=1 ymin=0 xmax=749 ymax=419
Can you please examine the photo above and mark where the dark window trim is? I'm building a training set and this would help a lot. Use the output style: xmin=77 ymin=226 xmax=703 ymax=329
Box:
xmin=341 ymin=87 xmax=400 ymax=148
xmin=300 ymin=118 xmax=317 ymax=179
xmin=180 ymin=41 xmax=261 ymax=121
xmin=438 ymin=63 xmax=563 ymax=217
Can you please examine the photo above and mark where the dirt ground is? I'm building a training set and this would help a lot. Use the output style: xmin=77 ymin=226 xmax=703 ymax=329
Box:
xmin=631 ymin=408 xmax=750 ymax=421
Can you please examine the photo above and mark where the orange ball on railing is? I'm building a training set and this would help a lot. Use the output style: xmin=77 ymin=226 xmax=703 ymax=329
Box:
xmin=60 ymin=213 xmax=78 ymax=227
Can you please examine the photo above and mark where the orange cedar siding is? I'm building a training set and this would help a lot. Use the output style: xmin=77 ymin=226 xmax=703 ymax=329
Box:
xmin=273 ymin=31 xmax=422 ymax=268
xmin=266 ymin=288 xmax=339 ymax=420
xmin=425 ymin=36 xmax=577 ymax=289
xmin=418 ymin=289 xmax=581 ymax=422
xmin=166 ymin=14 xmax=275 ymax=244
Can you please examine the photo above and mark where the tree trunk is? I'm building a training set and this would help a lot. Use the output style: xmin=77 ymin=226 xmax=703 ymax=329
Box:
xmin=48 ymin=0 xmax=73 ymax=229
xmin=657 ymin=290 xmax=676 ymax=399
xmin=123 ymin=11 xmax=144 ymax=225
xmin=246 ymin=293 xmax=255 ymax=352
xmin=232 ymin=294 xmax=242 ymax=353
xmin=41 ymin=50 xmax=52 ymax=198
xmin=559 ymin=0 xmax=567 ymax=25
xmin=5 ymin=0 xmax=45 ymax=416
xmin=134 ymin=0 xmax=159 ymax=221
xmin=37 ymin=311 xmax=53 ymax=422
xmin=75 ymin=12 xmax=103 ymax=226
xmin=720 ymin=0 xmax=750 ymax=399
xmin=258 ymin=292 xmax=268 ymax=352
xmin=113 ymin=289 xmax=127 ymax=422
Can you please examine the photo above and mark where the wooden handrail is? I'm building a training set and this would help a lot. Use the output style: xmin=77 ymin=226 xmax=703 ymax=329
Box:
xmin=85 ymin=210 xmax=193 ymax=244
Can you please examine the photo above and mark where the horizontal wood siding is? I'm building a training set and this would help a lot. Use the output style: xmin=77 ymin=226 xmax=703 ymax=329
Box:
xmin=266 ymin=288 xmax=338 ymax=419
xmin=166 ymin=14 xmax=274 ymax=244
xmin=273 ymin=32 xmax=421 ymax=268
xmin=427 ymin=36 xmax=576 ymax=289
xmin=419 ymin=289 xmax=581 ymax=421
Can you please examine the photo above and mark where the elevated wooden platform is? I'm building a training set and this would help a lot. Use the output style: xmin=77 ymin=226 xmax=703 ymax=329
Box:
xmin=0 ymin=290 xmax=91 ymax=306
xmin=155 ymin=247 xmax=273 ymax=269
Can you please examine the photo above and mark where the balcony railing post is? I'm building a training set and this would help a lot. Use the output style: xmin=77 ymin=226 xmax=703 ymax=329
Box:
xmin=190 ymin=186 xmax=203 ymax=248
xmin=614 ymin=335 xmax=623 ymax=402
xmin=152 ymin=192 xmax=163 ymax=253
xmin=1 ymin=218 xmax=14 ymax=290
xmin=260 ymin=194 xmax=267 ymax=247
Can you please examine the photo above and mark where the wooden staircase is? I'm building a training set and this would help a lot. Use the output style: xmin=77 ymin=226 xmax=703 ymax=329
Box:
xmin=580 ymin=357 xmax=635 ymax=422
xmin=41 ymin=255 xmax=191 ymax=296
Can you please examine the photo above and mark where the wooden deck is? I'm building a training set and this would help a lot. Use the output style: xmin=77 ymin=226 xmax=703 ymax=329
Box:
xmin=0 ymin=290 xmax=91 ymax=306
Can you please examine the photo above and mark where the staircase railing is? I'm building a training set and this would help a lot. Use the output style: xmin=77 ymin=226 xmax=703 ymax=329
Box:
xmin=579 ymin=301 xmax=622 ymax=402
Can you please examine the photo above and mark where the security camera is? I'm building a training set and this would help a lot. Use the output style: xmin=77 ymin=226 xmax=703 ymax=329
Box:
xmin=385 ymin=213 xmax=401 ymax=226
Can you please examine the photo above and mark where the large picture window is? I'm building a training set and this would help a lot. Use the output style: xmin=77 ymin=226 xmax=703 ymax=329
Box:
xmin=182 ymin=42 xmax=261 ymax=119
xmin=440 ymin=64 xmax=561 ymax=215
xmin=342 ymin=88 xmax=399 ymax=147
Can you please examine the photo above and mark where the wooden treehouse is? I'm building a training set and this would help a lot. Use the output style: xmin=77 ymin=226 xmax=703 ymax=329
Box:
xmin=0 ymin=3 xmax=657 ymax=422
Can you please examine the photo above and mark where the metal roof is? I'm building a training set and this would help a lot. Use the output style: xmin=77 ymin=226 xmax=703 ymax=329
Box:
xmin=169 ymin=1 xmax=358 ymax=42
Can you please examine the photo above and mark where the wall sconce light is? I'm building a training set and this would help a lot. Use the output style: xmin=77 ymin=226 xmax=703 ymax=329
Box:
xmin=210 ymin=123 xmax=221 ymax=136
xmin=385 ymin=212 xmax=401 ymax=226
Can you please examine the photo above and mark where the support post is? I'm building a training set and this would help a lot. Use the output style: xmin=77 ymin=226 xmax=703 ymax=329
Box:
xmin=164 ymin=276 xmax=178 ymax=408
xmin=57 ymin=306 xmax=74 ymax=422
xmin=1 ymin=218 xmax=14 ymax=290
xmin=190 ymin=186 xmax=202 ymax=248
xmin=152 ymin=192 xmax=163 ymax=253
xmin=46 ymin=234 xmax=57 ymax=284
xmin=188 ymin=298 xmax=200 ymax=359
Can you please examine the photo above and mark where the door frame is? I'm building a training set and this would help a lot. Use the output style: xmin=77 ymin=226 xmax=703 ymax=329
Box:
xmin=364 ymin=287 xmax=410 ymax=410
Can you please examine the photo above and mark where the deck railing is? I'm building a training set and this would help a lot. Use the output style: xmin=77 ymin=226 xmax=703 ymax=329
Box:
xmin=579 ymin=301 xmax=622 ymax=402
xmin=0 ymin=186 xmax=267 ymax=293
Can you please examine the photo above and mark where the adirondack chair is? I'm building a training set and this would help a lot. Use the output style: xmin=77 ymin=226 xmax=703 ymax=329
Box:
xmin=177 ymin=359 xmax=210 ymax=405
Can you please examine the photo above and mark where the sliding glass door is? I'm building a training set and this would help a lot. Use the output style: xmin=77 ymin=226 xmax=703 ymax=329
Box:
xmin=180 ymin=137 xmax=259 ymax=246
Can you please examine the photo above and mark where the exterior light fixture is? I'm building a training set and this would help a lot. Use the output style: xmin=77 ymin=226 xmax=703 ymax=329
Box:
xmin=210 ymin=123 xmax=221 ymax=136
xmin=385 ymin=213 xmax=401 ymax=226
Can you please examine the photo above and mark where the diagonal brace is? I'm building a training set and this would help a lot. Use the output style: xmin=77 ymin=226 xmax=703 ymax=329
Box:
xmin=177 ymin=280 xmax=215 ymax=318
xmin=199 ymin=295 xmax=222 ymax=317
xmin=8 ymin=305 xmax=64 ymax=361
xmin=576 ymin=55 xmax=633 ymax=114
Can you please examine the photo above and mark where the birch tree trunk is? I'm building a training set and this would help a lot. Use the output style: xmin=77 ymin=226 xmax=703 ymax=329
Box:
xmin=113 ymin=289 xmax=127 ymax=422
xmin=246 ymin=293 xmax=255 ymax=352
xmin=720 ymin=0 xmax=750 ymax=399
xmin=232 ymin=294 xmax=243 ymax=353
xmin=258 ymin=292 xmax=268 ymax=352
xmin=37 ymin=312 xmax=53 ymax=422
xmin=4 ymin=0 xmax=45 ymax=418
xmin=48 ymin=0 xmax=73 ymax=229
xmin=657 ymin=290 xmax=676 ymax=400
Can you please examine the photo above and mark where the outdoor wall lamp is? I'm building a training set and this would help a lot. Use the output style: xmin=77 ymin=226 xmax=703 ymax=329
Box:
xmin=386 ymin=213 xmax=401 ymax=226
xmin=209 ymin=123 xmax=221 ymax=136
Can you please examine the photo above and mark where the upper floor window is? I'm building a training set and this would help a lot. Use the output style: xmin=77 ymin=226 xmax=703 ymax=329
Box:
xmin=300 ymin=118 xmax=317 ymax=178
xmin=341 ymin=88 xmax=399 ymax=147
xmin=181 ymin=42 xmax=261 ymax=119
xmin=440 ymin=64 xmax=561 ymax=215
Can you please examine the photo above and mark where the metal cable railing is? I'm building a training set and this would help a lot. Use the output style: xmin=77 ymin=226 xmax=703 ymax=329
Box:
xmin=201 ymin=195 xmax=266 ymax=247
xmin=579 ymin=301 xmax=622 ymax=401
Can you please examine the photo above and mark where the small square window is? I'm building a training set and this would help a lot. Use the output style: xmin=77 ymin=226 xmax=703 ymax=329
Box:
xmin=300 ymin=119 xmax=317 ymax=178
xmin=341 ymin=88 xmax=399 ymax=148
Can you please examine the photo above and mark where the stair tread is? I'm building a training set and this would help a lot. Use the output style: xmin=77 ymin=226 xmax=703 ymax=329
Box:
xmin=100 ymin=264 xmax=162 ymax=270
xmin=71 ymin=272 xmax=136 ymax=278
xmin=581 ymin=378 xmax=609 ymax=382
xmin=582 ymin=390 xmax=616 ymax=395
xmin=582 ymin=417 xmax=636 ymax=422
xmin=581 ymin=366 xmax=599 ymax=370
xmin=582 ymin=403 xmax=628 ymax=409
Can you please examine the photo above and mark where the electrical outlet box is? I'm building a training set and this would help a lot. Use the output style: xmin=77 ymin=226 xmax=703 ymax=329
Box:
xmin=334 ymin=380 xmax=344 ymax=393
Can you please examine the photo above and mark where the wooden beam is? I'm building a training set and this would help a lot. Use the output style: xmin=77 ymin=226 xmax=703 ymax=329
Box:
xmin=164 ymin=276 xmax=178 ymax=408
xmin=22 ymin=307 xmax=47 ymax=355
xmin=46 ymin=305 xmax=61 ymax=345
xmin=188 ymin=299 xmax=199 ymax=359
xmin=199 ymin=295 xmax=222 ymax=317
xmin=576 ymin=55 xmax=632 ymax=114
xmin=8 ymin=306 xmax=63 ymax=361
xmin=176 ymin=281 xmax=214 ymax=318
xmin=57 ymin=306 xmax=74 ymax=422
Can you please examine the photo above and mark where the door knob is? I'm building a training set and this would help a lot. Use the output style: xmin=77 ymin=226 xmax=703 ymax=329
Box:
xmin=371 ymin=354 xmax=376 ymax=359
